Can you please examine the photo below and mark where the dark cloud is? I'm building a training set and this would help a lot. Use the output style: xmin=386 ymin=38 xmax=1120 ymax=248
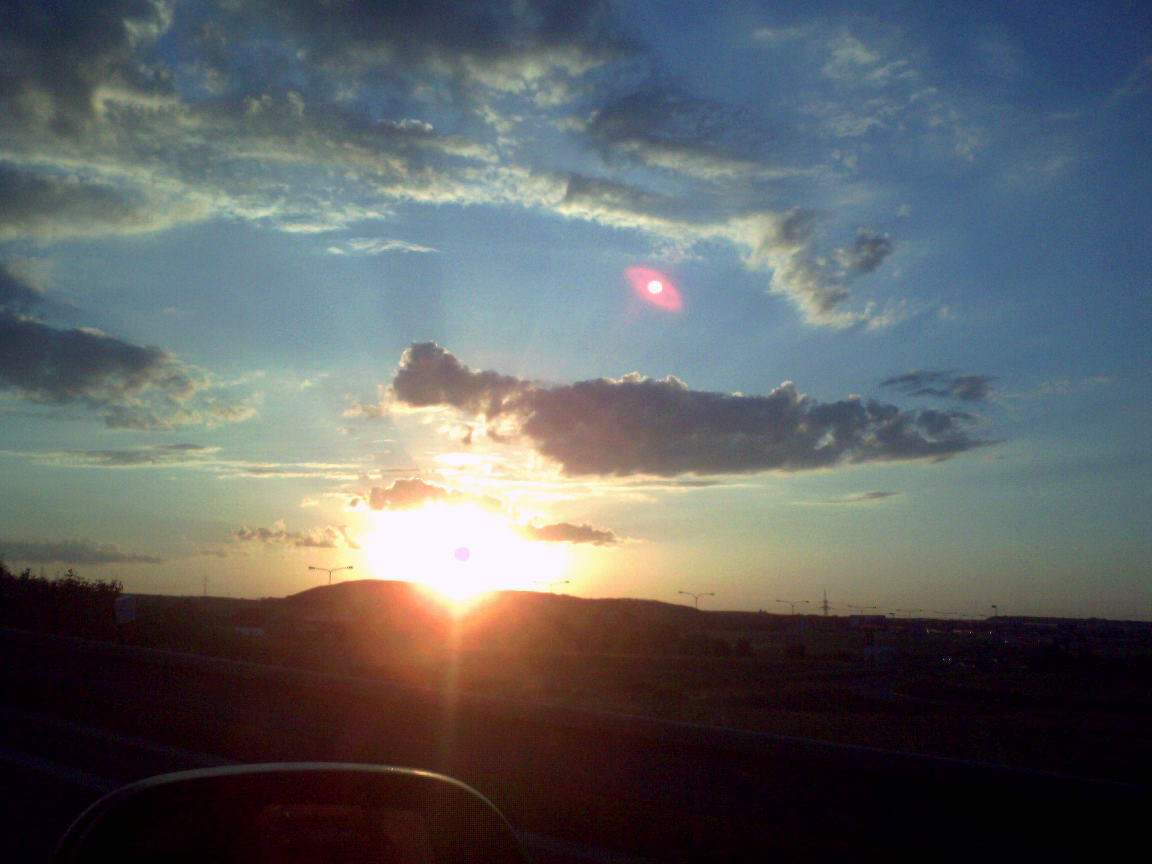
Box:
xmin=0 ymin=163 xmax=163 ymax=240
xmin=0 ymin=262 xmax=44 ymax=313
xmin=880 ymin=370 xmax=997 ymax=402
xmin=392 ymin=341 xmax=527 ymax=416
xmin=0 ymin=0 xmax=172 ymax=135
xmin=814 ymin=490 xmax=901 ymax=505
xmin=0 ymin=538 xmax=163 ymax=565
xmin=65 ymin=444 xmax=217 ymax=467
xmin=582 ymin=88 xmax=766 ymax=177
xmin=247 ymin=0 xmax=632 ymax=74
xmin=0 ymin=312 xmax=194 ymax=407
xmin=841 ymin=229 xmax=893 ymax=274
xmin=0 ymin=262 xmax=253 ymax=428
xmin=233 ymin=521 xmax=359 ymax=550
xmin=562 ymin=174 xmax=686 ymax=221
xmin=389 ymin=343 xmax=989 ymax=477
xmin=516 ymin=521 xmax=618 ymax=546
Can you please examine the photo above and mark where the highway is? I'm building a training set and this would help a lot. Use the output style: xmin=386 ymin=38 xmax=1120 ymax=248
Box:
xmin=2 ymin=628 xmax=1147 ymax=862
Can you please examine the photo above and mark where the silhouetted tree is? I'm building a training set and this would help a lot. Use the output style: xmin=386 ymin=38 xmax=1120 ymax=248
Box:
xmin=0 ymin=560 xmax=122 ymax=639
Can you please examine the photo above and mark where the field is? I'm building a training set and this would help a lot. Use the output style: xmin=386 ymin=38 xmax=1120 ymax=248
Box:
xmin=125 ymin=584 xmax=1152 ymax=785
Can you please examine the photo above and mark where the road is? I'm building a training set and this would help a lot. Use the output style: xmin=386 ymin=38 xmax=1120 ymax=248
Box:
xmin=2 ymin=628 xmax=1147 ymax=862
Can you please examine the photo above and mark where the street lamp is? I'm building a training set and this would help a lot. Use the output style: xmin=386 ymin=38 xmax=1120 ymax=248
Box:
xmin=775 ymin=598 xmax=810 ymax=615
xmin=309 ymin=564 xmax=353 ymax=585
xmin=678 ymin=590 xmax=714 ymax=609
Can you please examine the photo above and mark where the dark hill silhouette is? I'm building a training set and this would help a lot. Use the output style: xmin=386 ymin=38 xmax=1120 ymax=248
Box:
xmin=282 ymin=579 xmax=450 ymax=622
xmin=277 ymin=580 xmax=707 ymax=657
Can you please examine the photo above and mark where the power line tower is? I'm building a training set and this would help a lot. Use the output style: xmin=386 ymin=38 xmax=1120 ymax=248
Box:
xmin=821 ymin=589 xmax=830 ymax=617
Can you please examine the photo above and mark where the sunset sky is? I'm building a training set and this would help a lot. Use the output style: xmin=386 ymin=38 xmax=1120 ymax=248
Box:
xmin=1 ymin=1 xmax=1148 ymax=618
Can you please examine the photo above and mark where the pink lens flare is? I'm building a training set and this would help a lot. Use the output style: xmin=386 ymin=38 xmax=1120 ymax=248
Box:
xmin=626 ymin=267 xmax=682 ymax=311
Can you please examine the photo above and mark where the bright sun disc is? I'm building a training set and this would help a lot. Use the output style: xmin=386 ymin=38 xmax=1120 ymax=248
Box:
xmin=359 ymin=503 xmax=569 ymax=609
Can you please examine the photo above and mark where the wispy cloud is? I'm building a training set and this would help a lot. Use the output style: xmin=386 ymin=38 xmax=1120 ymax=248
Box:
xmin=0 ymin=538 xmax=164 ymax=566
xmin=0 ymin=1 xmax=908 ymax=331
xmin=880 ymin=370 xmax=997 ymax=402
xmin=326 ymin=237 xmax=439 ymax=256
xmin=232 ymin=520 xmax=361 ymax=550
xmin=808 ymin=490 xmax=902 ymax=506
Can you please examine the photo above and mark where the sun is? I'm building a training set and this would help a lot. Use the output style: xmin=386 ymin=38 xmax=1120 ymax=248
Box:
xmin=358 ymin=503 xmax=570 ymax=607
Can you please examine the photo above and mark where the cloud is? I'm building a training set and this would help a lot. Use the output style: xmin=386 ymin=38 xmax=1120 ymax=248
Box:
xmin=361 ymin=477 xmax=505 ymax=514
xmin=0 ymin=263 xmax=255 ymax=428
xmin=515 ymin=521 xmax=618 ymax=546
xmin=580 ymin=87 xmax=770 ymax=179
xmin=327 ymin=237 xmax=439 ymax=255
xmin=1111 ymin=54 xmax=1152 ymax=103
xmin=0 ymin=163 xmax=205 ymax=241
xmin=811 ymin=490 xmax=901 ymax=505
xmin=241 ymin=0 xmax=633 ymax=82
xmin=0 ymin=313 xmax=194 ymax=405
xmin=731 ymin=212 xmax=898 ymax=327
xmin=391 ymin=341 xmax=528 ymax=416
xmin=0 ymin=0 xmax=173 ymax=135
xmin=839 ymin=229 xmax=894 ymax=275
xmin=359 ymin=476 xmax=617 ymax=545
xmin=0 ymin=1 xmax=903 ymax=330
xmin=0 ymin=538 xmax=164 ymax=565
xmin=386 ymin=343 xmax=990 ymax=477
xmin=47 ymin=443 xmax=219 ymax=468
xmin=366 ymin=477 xmax=461 ymax=511
xmin=232 ymin=520 xmax=360 ymax=550
xmin=0 ymin=262 xmax=44 ymax=313
xmin=880 ymin=370 xmax=997 ymax=402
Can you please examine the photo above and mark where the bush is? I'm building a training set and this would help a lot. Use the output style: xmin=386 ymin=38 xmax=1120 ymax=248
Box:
xmin=0 ymin=560 xmax=122 ymax=640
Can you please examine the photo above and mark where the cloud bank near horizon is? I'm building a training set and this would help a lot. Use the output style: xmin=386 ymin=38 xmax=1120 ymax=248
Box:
xmin=356 ymin=477 xmax=619 ymax=546
xmin=0 ymin=538 xmax=164 ymax=566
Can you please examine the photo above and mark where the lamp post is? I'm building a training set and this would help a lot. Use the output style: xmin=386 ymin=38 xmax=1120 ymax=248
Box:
xmin=678 ymin=590 xmax=714 ymax=609
xmin=309 ymin=565 xmax=353 ymax=585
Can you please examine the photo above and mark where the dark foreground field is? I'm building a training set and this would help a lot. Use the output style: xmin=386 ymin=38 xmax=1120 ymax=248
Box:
xmin=130 ymin=582 xmax=1152 ymax=784
xmin=3 ymin=581 xmax=1149 ymax=862
xmin=3 ymin=626 xmax=1148 ymax=864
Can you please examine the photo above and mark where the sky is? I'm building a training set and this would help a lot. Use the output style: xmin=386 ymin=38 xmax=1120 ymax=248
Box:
xmin=0 ymin=0 xmax=1149 ymax=619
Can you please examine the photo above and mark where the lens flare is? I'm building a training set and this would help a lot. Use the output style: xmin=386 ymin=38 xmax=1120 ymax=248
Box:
xmin=626 ymin=267 xmax=682 ymax=310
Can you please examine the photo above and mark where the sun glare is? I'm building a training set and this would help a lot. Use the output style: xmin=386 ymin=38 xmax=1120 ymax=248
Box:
xmin=626 ymin=266 xmax=682 ymax=310
xmin=359 ymin=504 xmax=570 ymax=608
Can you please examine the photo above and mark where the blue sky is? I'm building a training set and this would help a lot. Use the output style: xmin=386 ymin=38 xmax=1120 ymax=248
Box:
xmin=1 ymin=0 xmax=1148 ymax=618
